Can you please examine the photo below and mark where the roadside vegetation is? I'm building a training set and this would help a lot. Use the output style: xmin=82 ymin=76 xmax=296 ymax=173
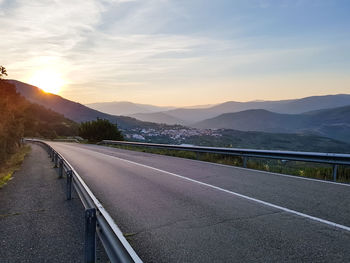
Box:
xmin=0 ymin=145 xmax=31 ymax=188
xmin=79 ymin=118 xmax=123 ymax=143
xmin=107 ymin=144 xmax=350 ymax=183
xmin=0 ymin=66 xmax=78 ymax=185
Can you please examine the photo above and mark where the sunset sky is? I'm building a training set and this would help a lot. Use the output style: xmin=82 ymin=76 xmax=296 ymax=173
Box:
xmin=1 ymin=0 xmax=349 ymax=106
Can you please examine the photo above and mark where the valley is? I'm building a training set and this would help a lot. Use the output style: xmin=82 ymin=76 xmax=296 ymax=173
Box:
xmin=9 ymin=79 xmax=350 ymax=152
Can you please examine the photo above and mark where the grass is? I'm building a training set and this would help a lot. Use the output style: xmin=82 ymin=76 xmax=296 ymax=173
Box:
xmin=0 ymin=145 xmax=31 ymax=188
xmin=106 ymin=144 xmax=350 ymax=183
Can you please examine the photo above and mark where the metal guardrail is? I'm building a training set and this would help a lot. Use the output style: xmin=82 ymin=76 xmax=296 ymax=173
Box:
xmin=101 ymin=140 xmax=350 ymax=182
xmin=25 ymin=139 xmax=142 ymax=263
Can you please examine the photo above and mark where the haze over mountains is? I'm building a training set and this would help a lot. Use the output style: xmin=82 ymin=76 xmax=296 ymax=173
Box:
xmin=98 ymin=94 xmax=350 ymax=125
xmin=194 ymin=106 xmax=350 ymax=143
xmin=86 ymin=101 xmax=175 ymax=116
xmin=9 ymin=79 xmax=350 ymax=145
xmin=86 ymin=94 xmax=350 ymax=144
xmin=8 ymin=80 xmax=153 ymax=129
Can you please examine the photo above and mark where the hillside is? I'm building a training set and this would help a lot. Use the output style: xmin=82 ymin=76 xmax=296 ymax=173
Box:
xmin=208 ymin=95 xmax=350 ymax=115
xmin=130 ymin=112 xmax=186 ymax=125
xmin=8 ymin=80 xmax=157 ymax=129
xmin=193 ymin=106 xmax=350 ymax=143
xmin=185 ymin=129 xmax=350 ymax=153
xmin=139 ymin=94 xmax=350 ymax=124
xmin=194 ymin=110 xmax=306 ymax=133
xmin=302 ymin=105 xmax=350 ymax=143
xmin=0 ymin=80 xmax=78 ymax=164
xmin=86 ymin=101 xmax=175 ymax=116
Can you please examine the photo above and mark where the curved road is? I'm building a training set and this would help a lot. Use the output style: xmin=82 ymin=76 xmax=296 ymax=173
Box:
xmin=46 ymin=142 xmax=350 ymax=262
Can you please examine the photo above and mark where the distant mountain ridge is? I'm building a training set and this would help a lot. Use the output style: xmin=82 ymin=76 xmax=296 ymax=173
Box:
xmin=0 ymin=80 xmax=78 ymax=141
xmin=130 ymin=112 xmax=186 ymax=125
xmin=163 ymin=94 xmax=350 ymax=124
xmin=8 ymin=80 xmax=156 ymax=129
xmin=86 ymin=101 xmax=175 ymax=116
xmin=193 ymin=105 xmax=350 ymax=143
xmin=113 ymin=94 xmax=350 ymax=125
xmin=9 ymin=79 xmax=350 ymax=144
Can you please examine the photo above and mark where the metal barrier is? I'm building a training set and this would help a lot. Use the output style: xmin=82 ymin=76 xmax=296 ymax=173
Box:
xmin=25 ymin=139 xmax=142 ymax=263
xmin=101 ymin=140 xmax=350 ymax=182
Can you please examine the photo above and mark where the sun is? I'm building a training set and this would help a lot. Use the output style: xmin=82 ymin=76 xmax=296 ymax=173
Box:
xmin=28 ymin=69 xmax=64 ymax=94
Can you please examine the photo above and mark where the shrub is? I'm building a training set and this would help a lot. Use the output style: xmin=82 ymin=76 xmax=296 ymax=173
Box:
xmin=79 ymin=118 xmax=124 ymax=143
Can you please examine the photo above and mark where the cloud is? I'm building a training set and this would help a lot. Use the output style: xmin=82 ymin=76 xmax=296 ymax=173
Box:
xmin=1 ymin=0 xmax=220 ymax=88
xmin=0 ymin=0 xmax=348 ymax=104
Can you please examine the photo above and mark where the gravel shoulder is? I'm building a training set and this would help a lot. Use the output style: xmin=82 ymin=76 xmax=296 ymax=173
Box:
xmin=0 ymin=143 xmax=106 ymax=262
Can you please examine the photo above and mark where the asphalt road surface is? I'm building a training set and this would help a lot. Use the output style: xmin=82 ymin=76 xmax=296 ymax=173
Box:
xmin=46 ymin=142 xmax=350 ymax=262
xmin=0 ymin=144 xmax=108 ymax=263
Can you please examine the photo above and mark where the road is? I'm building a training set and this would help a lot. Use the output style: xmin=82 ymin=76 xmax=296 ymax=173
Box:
xmin=46 ymin=142 xmax=350 ymax=262
xmin=0 ymin=144 xmax=109 ymax=263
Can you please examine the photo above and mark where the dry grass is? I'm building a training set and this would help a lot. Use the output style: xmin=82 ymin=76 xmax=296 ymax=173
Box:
xmin=108 ymin=144 xmax=350 ymax=183
xmin=0 ymin=145 xmax=31 ymax=188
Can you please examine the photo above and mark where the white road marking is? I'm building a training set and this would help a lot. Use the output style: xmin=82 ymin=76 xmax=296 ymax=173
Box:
xmin=196 ymin=159 xmax=350 ymax=187
xmin=94 ymin=144 xmax=350 ymax=187
xmin=56 ymin=143 xmax=350 ymax=233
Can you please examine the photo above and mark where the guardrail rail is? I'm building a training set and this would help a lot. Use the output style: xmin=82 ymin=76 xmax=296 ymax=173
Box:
xmin=101 ymin=140 xmax=350 ymax=182
xmin=25 ymin=139 xmax=143 ymax=263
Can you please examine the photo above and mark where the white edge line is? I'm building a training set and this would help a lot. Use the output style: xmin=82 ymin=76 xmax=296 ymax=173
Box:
xmin=196 ymin=159 xmax=350 ymax=187
xmin=99 ymin=144 xmax=350 ymax=187
xmin=81 ymin=147 xmax=350 ymax=233
xmin=43 ymin=142 xmax=143 ymax=263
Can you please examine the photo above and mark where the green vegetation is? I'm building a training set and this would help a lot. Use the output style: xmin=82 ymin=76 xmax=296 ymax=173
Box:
xmin=185 ymin=130 xmax=350 ymax=153
xmin=128 ymin=128 xmax=350 ymax=153
xmin=0 ymin=145 xmax=31 ymax=188
xmin=0 ymin=66 xmax=78 ymax=168
xmin=0 ymin=66 xmax=7 ymax=79
xmin=108 ymin=144 xmax=350 ymax=183
xmin=79 ymin=118 xmax=124 ymax=143
xmin=244 ymin=158 xmax=350 ymax=183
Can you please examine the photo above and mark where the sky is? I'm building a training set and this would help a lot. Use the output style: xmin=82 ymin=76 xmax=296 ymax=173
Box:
xmin=1 ymin=0 xmax=349 ymax=106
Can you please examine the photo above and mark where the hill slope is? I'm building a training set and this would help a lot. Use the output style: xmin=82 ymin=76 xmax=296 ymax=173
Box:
xmin=0 ymin=80 xmax=78 ymax=163
xmin=194 ymin=110 xmax=305 ymax=133
xmin=86 ymin=101 xmax=175 ymax=116
xmin=161 ymin=94 xmax=350 ymax=124
xmin=193 ymin=106 xmax=350 ymax=143
xmin=130 ymin=112 xmax=186 ymax=125
xmin=185 ymin=129 xmax=350 ymax=153
xmin=8 ymin=80 xmax=156 ymax=129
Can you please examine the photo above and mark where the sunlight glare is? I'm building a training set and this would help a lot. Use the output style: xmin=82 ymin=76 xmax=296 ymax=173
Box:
xmin=28 ymin=70 xmax=64 ymax=94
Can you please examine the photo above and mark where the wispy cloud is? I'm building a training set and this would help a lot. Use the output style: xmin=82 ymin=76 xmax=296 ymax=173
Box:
xmin=0 ymin=0 xmax=349 ymax=105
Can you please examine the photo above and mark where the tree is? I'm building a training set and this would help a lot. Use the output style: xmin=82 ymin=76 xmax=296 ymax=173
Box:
xmin=79 ymin=118 xmax=124 ymax=143
xmin=0 ymin=66 xmax=7 ymax=80
xmin=0 ymin=68 xmax=79 ymax=165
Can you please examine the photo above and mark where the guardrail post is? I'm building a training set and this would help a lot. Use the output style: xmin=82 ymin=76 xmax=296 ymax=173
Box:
xmin=66 ymin=170 xmax=73 ymax=200
xmin=243 ymin=156 xmax=247 ymax=168
xmin=54 ymin=154 xmax=58 ymax=168
xmin=58 ymin=159 xmax=64 ymax=178
xmin=333 ymin=164 xmax=338 ymax=182
xmin=85 ymin=208 xmax=96 ymax=263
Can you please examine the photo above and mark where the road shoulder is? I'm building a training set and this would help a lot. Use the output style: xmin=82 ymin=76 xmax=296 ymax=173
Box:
xmin=0 ymin=143 xmax=86 ymax=262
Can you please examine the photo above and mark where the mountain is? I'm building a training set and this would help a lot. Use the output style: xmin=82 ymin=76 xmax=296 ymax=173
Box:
xmin=84 ymin=95 xmax=350 ymax=126
xmin=207 ymin=95 xmax=350 ymax=114
xmin=194 ymin=109 xmax=305 ymax=133
xmin=130 ymin=112 xmax=186 ymax=125
xmin=8 ymin=80 xmax=156 ymax=129
xmin=302 ymin=106 xmax=350 ymax=143
xmin=160 ymin=94 xmax=350 ymax=124
xmin=86 ymin=101 xmax=175 ymax=116
xmin=0 ymin=80 xmax=78 ymax=164
xmin=193 ymin=105 xmax=350 ymax=143
xmin=185 ymin=129 xmax=350 ymax=153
